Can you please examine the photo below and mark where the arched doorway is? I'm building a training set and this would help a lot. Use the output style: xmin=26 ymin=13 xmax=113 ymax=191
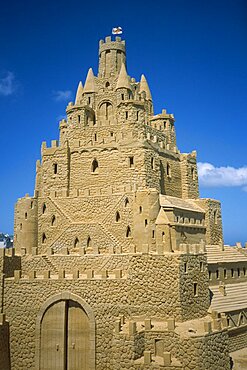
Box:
xmin=37 ymin=293 xmax=95 ymax=370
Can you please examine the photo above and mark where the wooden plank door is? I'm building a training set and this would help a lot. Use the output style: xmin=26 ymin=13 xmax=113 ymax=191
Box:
xmin=40 ymin=301 xmax=66 ymax=370
xmin=67 ymin=300 xmax=90 ymax=370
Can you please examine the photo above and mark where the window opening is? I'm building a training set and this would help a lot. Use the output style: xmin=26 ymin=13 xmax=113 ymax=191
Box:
xmin=193 ymin=283 xmax=198 ymax=296
xmin=25 ymin=212 xmax=27 ymax=219
xmin=42 ymin=203 xmax=46 ymax=214
xmin=53 ymin=163 xmax=58 ymax=174
xmin=200 ymin=262 xmax=203 ymax=272
xmin=213 ymin=210 xmax=218 ymax=225
xmin=126 ymin=226 xmax=131 ymax=238
xmin=116 ymin=211 xmax=120 ymax=222
xmin=42 ymin=233 xmax=47 ymax=244
xmin=87 ymin=236 xmax=92 ymax=248
xmin=74 ymin=238 xmax=79 ymax=248
xmin=166 ymin=163 xmax=171 ymax=177
xmin=125 ymin=111 xmax=128 ymax=119
xmin=121 ymin=94 xmax=124 ymax=100
xmin=129 ymin=156 xmax=134 ymax=168
xmin=92 ymin=159 xmax=99 ymax=173
xmin=125 ymin=198 xmax=129 ymax=207
xmin=184 ymin=262 xmax=187 ymax=273
xmin=139 ymin=206 xmax=142 ymax=214
xmin=151 ymin=157 xmax=154 ymax=170
xmin=51 ymin=215 xmax=56 ymax=226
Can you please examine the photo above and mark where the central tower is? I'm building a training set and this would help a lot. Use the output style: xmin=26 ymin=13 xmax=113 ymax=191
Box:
xmin=98 ymin=36 xmax=126 ymax=77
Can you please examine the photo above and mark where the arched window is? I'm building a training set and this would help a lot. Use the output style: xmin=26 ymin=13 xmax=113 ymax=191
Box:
xmin=51 ymin=215 xmax=56 ymax=226
xmin=25 ymin=212 xmax=27 ymax=219
xmin=30 ymin=201 xmax=33 ymax=209
xmin=105 ymin=81 xmax=110 ymax=88
xmin=74 ymin=237 xmax=79 ymax=248
xmin=87 ymin=236 xmax=92 ymax=248
xmin=126 ymin=226 xmax=131 ymax=238
xmin=162 ymin=232 xmax=165 ymax=242
xmin=151 ymin=157 xmax=154 ymax=170
xmin=42 ymin=233 xmax=47 ymax=244
xmin=116 ymin=211 xmax=120 ymax=222
xmin=139 ymin=206 xmax=142 ymax=214
xmin=125 ymin=198 xmax=129 ymax=207
xmin=42 ymin=203 xmax=46 ymax=214
xmin=20 ymin=223 xmax=22 ymax=230
xmin=91 ymin=159 xmax=99 ymax=173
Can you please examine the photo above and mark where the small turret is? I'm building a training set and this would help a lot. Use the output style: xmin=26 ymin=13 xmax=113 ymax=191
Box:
xmin=75 ymin=81 xmax=83 ymax=105
xmin=139 ymin=74 xmax=152 ymax=101
xmin=116 ymin=63 xmax=131 ymax=90
xmin=83 ymin=68 xmax=96 ymax=93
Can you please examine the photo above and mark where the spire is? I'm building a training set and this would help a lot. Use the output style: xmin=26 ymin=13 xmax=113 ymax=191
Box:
xmin=83 ymin=68 xmax=96 ymax=93
xmin=116 ymin=63 xmax=131 ymax=90
xmin=139 ymin=74 xmax=152 ymax=101
xmin=75 ymin=81 xmax=83 ymax=104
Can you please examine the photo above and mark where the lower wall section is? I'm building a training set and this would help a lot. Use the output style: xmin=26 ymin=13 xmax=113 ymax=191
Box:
xmin=0 ymin=321 xmax=11 ymax=370
xmin=228 ymin=326 xmax=247 ymax=352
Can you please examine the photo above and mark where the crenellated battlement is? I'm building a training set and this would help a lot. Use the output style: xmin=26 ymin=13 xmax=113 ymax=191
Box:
xmin=10 ymin=268 xmax=125 ymax=282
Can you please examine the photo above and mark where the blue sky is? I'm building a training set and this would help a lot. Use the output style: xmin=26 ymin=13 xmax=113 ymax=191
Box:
xmin=0 ymin=0 xmax=247 ymax=245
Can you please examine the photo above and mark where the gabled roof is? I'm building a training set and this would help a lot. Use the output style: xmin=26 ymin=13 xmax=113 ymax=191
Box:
xmin=210 ymin=282 xmax=247 ymax=313
xmin=206 ymin=245 xmax=247 ymax=264
xmin=159 ymin=195 xmax=205 ymax=213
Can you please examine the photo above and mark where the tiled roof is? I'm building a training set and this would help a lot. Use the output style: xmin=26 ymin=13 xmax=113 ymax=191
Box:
xmin=210 ymin=282 xmax=247 ymax=313
xmin=159 ymin=195 xmax=205 ymax=213
xmin=206 ymin=245 xmax=247 ymax=264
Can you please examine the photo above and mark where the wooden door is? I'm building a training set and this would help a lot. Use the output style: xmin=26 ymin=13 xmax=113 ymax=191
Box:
xmin=40 ymin=300 xmax=91 ymax=370
xmin=40 ymin=301 xmax=66 ymax=370
xmin=67 ymin=300 xmax=90 ymax=370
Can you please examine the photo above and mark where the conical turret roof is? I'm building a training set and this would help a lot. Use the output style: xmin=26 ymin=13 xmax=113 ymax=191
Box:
xmin=75 ymin=81 xmax=83 ymax=104
xmin=139 ymin=74 xmax=152 ymax=101
xmin=83 ymin=68 xmax=96 ymax=93
xmin=116 ymin=63 xmax=131 ymax=90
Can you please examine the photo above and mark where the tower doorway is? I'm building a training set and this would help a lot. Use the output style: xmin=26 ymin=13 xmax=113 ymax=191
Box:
xmin=40 ymin=299 xmax=91 ymax=370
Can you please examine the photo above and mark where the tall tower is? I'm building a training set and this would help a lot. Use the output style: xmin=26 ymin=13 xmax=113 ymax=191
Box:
xmin=98 ymin=36 xmax=126 ymax=77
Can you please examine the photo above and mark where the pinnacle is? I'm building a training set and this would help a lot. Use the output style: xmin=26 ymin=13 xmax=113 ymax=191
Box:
xmin=139 ymin=74 xmax=152 ymax=101
xmin=116 ymin=63 xmax=131 ymax=90
xmin=75 ymin=81 xmax=83 ymax=104
xmin=83 ymin=68 xmax=96 ymax=93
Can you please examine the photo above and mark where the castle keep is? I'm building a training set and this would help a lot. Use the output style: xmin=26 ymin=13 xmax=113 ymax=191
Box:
xmin=1 ymin=35 xmax=247 ymax=370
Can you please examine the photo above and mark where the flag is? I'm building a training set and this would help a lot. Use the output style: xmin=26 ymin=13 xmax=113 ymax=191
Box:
xmin=112 ymin=27 xmax=123 ymax=35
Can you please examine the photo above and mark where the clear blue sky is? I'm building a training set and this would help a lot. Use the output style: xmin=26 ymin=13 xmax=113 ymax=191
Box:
xmin=0 ymin=0 xmax=247 ymax=245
